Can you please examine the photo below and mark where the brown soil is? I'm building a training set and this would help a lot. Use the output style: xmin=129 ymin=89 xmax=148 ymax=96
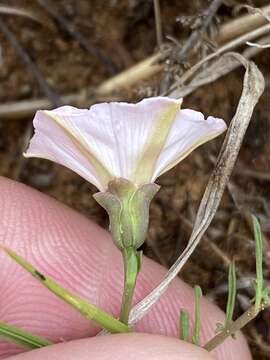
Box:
xmin=0 ymin=0 xmax=270 ymax=358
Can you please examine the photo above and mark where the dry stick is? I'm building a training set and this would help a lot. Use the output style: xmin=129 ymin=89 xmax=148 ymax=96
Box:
xmin=170 ymin=35 xmax=270 ymax=98
xmin=36 ymin=0 xmax=117 ymax=75
xmin=172 ymin=0 xmax=223 ymax=62
xmin=218 ymin=4 xmax=270 ymax=43
xmin=166 ymin=22 xmax=270 ymax=95
xmin=129 ymin=55 xmax=264 ymax=326
xmin=237 ymin=4 xmax=270 ymax=23
xmin=0 ymin=19 xmax=61 ymax=107
xmin=246 ymin=41 xmax=270 ymax=49
xmin=0 ymin=5 xmax=52 ymax=27
xmin=234 ymin=165 xmax=270 ymax=182
xmin=95 ymin=53 xmax=162 ymax=96
xmin=0 ymin=94 xmax=81 ymax=120
xmin=153 ymin=0 xmax=163 ymax=48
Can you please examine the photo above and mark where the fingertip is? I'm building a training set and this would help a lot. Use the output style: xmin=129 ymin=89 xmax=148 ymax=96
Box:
xmin=8 ymin=334 xmax=215 ymax=360
xmin=0 ymin=177 xmax=252 ymax=359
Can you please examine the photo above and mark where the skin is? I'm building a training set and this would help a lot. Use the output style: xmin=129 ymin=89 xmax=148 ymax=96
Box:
xmin=0 ymin=177 xmax=252 ymax=360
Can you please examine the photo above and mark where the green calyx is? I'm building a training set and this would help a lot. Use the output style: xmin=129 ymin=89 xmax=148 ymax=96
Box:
xmin=94 ymin=178 xmax=160 ymax=250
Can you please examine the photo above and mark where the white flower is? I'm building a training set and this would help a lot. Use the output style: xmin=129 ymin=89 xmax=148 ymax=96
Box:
xmin=25 ymin=96 xmax=227 ymax=191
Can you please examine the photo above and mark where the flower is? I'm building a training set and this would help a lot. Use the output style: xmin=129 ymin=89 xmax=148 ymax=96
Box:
xmin=25 ymin=96 xmax=227 ymax=250
xmin=24 ymin=96 xmax=227 ymax=192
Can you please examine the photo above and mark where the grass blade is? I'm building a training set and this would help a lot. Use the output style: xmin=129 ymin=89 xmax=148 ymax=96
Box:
xmin=225 ymin=261 xmax=237 ymax=327
xmin=192 ymin=285 xmax=202 ymax=345
xmin=180 ymin=310 xmax=190 ymax=342
xmin=0 ymin=321 xmax=52 ymax=349
xmin=252 ymin=215 xmax=264 ymax=313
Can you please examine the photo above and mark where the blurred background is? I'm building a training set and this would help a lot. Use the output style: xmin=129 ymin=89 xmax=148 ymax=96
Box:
xmin=0 ymin=1 xmax=269 ymax=358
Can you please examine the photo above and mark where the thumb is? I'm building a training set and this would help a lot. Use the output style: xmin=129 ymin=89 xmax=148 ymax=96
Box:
xmin=8 ymin=334 xmax=214 ymax=360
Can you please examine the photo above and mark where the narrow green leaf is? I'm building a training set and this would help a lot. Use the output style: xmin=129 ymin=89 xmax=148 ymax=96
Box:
xmin=252 ymin=215 xmax=264 ymax=313
xmin=0 ymin=321 xmax=52 ymax=349
xmin=225 ymin=261 xmax=236 ymax=327
xmin=180 ymin=310 xmax=190 ymax=342
xmin=192 ymin=285 xmax=202 ymax=346
xmin=2 ymin=246 xmax=129 ymax=334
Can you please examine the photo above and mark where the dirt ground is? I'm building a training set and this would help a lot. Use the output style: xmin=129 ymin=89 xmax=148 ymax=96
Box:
xmin=0 ymin=0 xmax=269 ymax=358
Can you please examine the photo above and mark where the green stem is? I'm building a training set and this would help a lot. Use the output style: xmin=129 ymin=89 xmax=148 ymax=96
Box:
xmin=120 ymin=247 xmax=140 ymax=325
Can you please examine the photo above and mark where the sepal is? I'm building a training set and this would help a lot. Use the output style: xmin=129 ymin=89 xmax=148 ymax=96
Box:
xmin=94 ymin=178 xmax=159 ymax=249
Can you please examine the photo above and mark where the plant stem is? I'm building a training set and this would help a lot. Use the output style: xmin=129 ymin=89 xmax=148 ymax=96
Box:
xmin=120 ymin=247 xmax=140 ymax=325
xmin=204 ymin=304 xmax=260 ymax=352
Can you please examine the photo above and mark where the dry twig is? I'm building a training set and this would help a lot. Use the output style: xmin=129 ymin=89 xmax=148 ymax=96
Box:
xmin=166 ymin=23 xmax=270 ymax=95
xmin=218 ymin=4 xmax=270 ymax=43
xmin=153 ymin=0 xmax=163 ymax=48
xmin=246 ymin=41 xmax=270 ymax=49
xmin=169 ymin=34 xmax=270 ymax=98
xmin=0 ymin=4 xmax=52 ymax=27
xmin=236 ymin=4 xmax=270 ymax=23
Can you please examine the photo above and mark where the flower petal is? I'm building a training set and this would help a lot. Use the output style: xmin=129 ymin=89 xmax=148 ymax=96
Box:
xmin=25 ymin=98 xmax=182 ymax=189
xmin=24 ymin=106 xmax=110 ymax=191
xmin=131 ymin=98 xmax=182 ymax=184
xmin=25 ymin=99 xmax=226 ymax=190
xmin=151 ymin=109 xmax=227 ymax=180
xmin=87 ymin=97 xmax=182 ymax=182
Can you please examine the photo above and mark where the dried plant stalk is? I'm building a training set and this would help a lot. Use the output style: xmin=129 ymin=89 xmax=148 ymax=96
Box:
xmin=0 ymin=5 xmax=51 ymax=27
xmin=170 ymin=35 xmax=270 ymax=98
xmin=166 ymin=23 xmax=270 ymax=95
xmin=218 ymin=4 xmax=270 ymax=43
xmin=129 ymin=55 xmax=265 ymax=325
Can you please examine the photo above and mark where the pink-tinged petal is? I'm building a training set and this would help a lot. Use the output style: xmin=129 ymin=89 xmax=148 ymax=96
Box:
xmin=86 ymin=97 xmax=181 ymax=180
xmin=25 ymin=98 xmax=182 ymax=189
xmin=25 ymin=99 xmax=226 ymax=189
xmin=151 ymin=109 xmax=227 ymax=180
xmin=24 ymin=107 xmax=108 ymax=191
